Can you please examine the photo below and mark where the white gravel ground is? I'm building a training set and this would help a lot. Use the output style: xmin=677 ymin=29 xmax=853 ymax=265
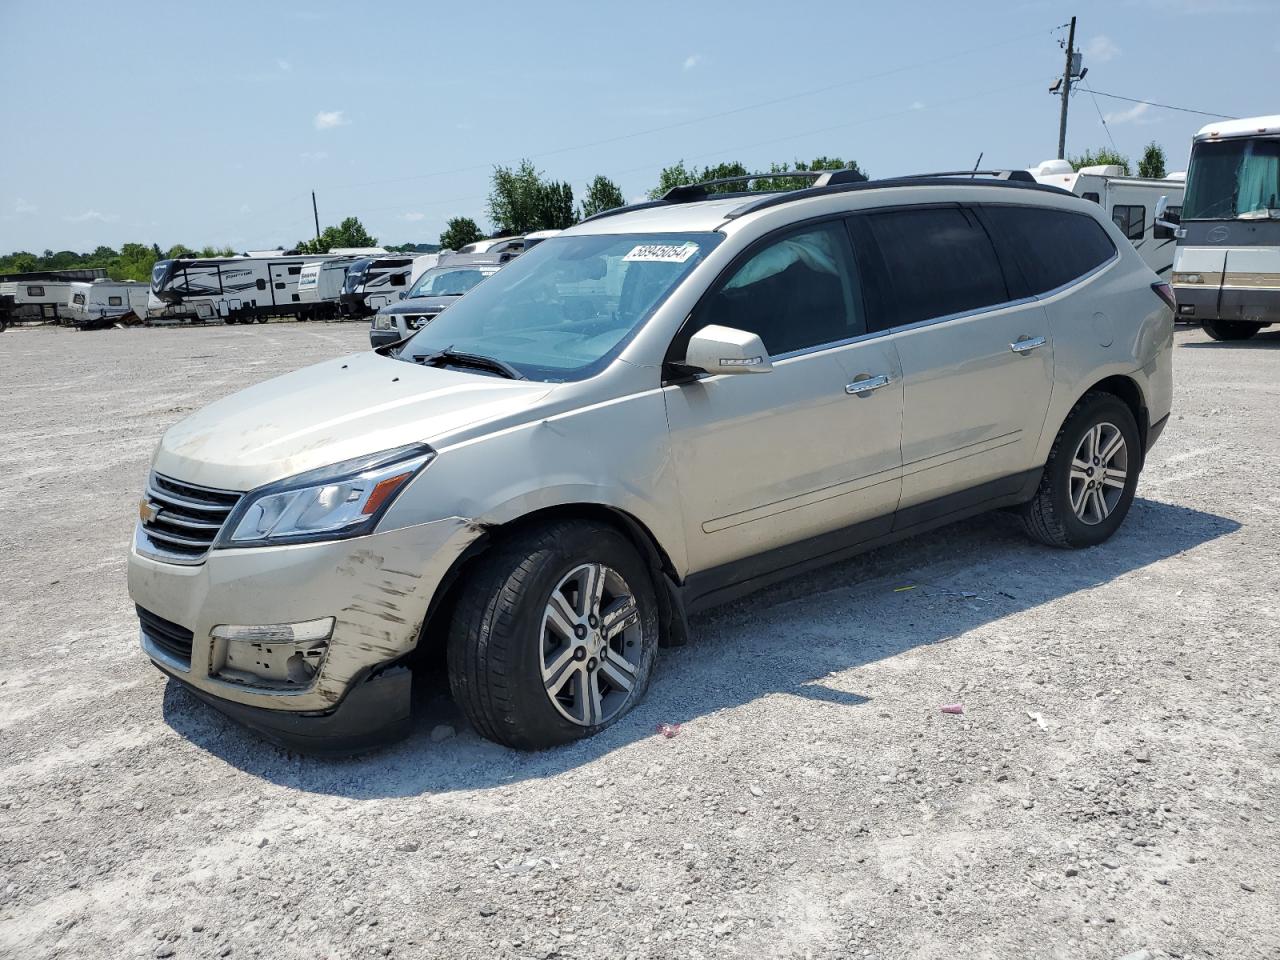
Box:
xmin=0 ymin=321 xmax=1277 ymax=960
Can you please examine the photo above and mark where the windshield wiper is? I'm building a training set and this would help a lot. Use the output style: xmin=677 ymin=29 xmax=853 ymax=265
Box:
xmin=411 ymin=346 xmax=525 ymax=380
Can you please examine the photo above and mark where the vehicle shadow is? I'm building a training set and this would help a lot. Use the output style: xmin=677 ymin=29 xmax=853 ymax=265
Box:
xmin=162 ymin=497 xmax=1239 ymax=798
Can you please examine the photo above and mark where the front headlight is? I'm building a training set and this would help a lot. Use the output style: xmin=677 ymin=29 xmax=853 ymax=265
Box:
xmin=218 ymin=443 xmax=435 ymax=548
xmin=374 ymin=313 xmax=393 ymax=329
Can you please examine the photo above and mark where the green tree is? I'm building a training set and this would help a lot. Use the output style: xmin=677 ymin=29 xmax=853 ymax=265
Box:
xmin=489 ymin=160 xmax=577 ymax=233
xmin=1069 ymin=148 xmax=1131 ymax=175
xmin=578 ymin=175 xmax=626 ymax=219
xmin=295 ymin=216 xmax=378 ymax=254
xmin=166 ymin=243 xmax=195 ymax=259
xmin=647 ymin=160 xmax=699 ymax=200
xmin=697 ymin=161 xmax=751 ymax=194
xmin=439 ymin=216 xmax=484 ymax=251
xmin=1138 ymin=142 xmax=1167 ymax=179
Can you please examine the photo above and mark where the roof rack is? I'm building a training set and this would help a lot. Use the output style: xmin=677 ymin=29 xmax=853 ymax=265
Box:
xmin=662 ymin=167 xmax=868 ymax=203
xmin=581 ymin=167 xmax=1050 ymax=225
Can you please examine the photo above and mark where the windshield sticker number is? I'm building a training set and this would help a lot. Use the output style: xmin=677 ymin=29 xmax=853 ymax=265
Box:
xmin=623 ymin=242 xmax=699 ymax=263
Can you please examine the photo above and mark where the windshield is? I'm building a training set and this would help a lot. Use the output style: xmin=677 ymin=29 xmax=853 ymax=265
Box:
xmin=1183 ymin=137 xmax=1280 ymax=220
xmin=342 ymin=258 xmax=371 ymax=294
xmin=402 ymin=232 xmax=722 ymax=382
xmin=407 ymin=266 xmax=497 ymax=298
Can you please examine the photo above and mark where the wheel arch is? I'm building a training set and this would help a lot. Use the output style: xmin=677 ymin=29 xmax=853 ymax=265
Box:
xmin=1066 ymin=373 xmax=1150 ymax=464
xmin=412 ymin=502 xmax=688 ymax=668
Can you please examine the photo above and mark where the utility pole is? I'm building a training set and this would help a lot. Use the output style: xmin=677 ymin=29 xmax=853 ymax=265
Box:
xmin=311 ymin=191 xmax=321 ymax=242
xmin=1057 ymin=16 xmax=1077 ymax=160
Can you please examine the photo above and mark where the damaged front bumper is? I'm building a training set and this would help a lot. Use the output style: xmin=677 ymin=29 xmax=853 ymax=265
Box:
xmin=128 ymin=515 xmax=483 ymax=752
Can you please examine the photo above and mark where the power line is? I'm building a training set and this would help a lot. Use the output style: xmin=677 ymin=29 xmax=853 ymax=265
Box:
xmin=1079 ymin=80 xmax=1119 ymax=151
xmin=1082 ymin=89 xmax=1237 ymax=120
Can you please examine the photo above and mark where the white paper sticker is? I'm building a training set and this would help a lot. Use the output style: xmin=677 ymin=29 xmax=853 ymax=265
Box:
xmin=623 ymin=242 xmax=699 ymax=263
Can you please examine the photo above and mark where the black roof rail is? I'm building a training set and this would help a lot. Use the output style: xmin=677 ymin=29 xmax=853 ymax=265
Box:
xmin=900 ymin=168 xmax=1036 ymax=182
xmin=663 ymin=167 xmax=867 ymax=203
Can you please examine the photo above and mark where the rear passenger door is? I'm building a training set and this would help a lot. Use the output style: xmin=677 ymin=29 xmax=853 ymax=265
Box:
xmin=853 ymin=205 xmax=1054 ymax=516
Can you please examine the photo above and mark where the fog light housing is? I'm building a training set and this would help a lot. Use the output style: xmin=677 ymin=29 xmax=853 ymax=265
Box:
xmin=209 ymin=617 xmax=334 ymax=689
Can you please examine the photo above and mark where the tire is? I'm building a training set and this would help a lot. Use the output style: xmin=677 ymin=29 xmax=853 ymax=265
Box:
xmin=1202 ymin=319 xmax=1261 ymax=341
xmin=447 ymin=520 xmax=659 ymax=750
xmin=1020 ymin=391 xmax=1141 ymax=549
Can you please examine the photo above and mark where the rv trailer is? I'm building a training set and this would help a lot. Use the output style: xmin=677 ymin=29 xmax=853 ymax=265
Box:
xmin=148 ymin=251 xmax=347 ymax=324
xmin=0 ymin=278 xmax=74 ymax=325
xmin=66 ymin=279 xmax=150 ymax=329
xmin=1171 ymin=114 xmax=1280 ymax=341
xmin=1029 ymin=159 xmax=1186 ymax=278
xmin=338 ymin=253 xmax=440 ymax=319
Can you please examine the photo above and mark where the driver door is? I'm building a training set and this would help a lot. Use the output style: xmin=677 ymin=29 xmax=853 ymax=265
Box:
xmin=663 ymin=220 xmax=904 ymax=579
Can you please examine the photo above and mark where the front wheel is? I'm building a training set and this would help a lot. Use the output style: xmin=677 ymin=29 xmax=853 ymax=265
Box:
xmin=447 ymin=521 xmax=658 ymax=749
xmin=1202 ymin=319 xmax=1261 ymax=341
xmin=1020 ymin=391 xmax=1141 ymax=549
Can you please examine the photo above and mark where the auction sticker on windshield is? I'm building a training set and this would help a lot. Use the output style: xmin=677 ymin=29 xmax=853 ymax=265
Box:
xmin=623 ymin=242 xmax=700 ymax=263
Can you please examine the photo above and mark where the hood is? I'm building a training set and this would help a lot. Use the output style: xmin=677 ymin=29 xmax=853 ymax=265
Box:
xmin=381 ymin=294 xmax=460 ymax=315
xmin=153 ymin=350 xmax=553 ymax=491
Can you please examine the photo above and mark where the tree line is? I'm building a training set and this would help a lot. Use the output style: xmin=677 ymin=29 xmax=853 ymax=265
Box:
xmin=11 ymin=143 xmax=1175 ymax=282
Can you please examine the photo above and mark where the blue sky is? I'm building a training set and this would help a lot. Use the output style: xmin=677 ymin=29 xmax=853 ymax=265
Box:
xmin=1 ymin=0 xmax=1276 ymax=254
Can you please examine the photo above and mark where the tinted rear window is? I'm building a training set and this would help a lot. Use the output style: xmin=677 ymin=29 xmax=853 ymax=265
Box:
xmin=863 ymin=206 xmax=1008 ymax=328
xmin=981 ymin=206 xmax=1117 ymax=295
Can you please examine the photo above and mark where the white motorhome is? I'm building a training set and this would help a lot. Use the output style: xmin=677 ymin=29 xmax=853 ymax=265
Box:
xmin=66 ymin=279 xmax=150 ymax=328
xmin=1171 ymin=114 xmax=1280 ymax=340
xmin=1029 ymin=159 xmax=1186 ymax=278
xmin=338 ymin=253 xmax=440 ymax=318
xmin=149 ymin=251 xmax=346 ymax=324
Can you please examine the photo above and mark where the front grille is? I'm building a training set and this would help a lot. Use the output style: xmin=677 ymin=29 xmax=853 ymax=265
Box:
xmin=137 ymin=605 xmax=194 ymax=666
xmin=406 ymin=312 xmax=439 ymax=329
xmin=140 ymin=473 xmax=242 ymax=563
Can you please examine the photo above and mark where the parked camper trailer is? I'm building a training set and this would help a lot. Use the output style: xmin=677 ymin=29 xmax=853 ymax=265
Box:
xmin=338 ymin=253 xmax=440 ymax=319
xmin=66 ymin=279 xmax=150 ymax=329
xmin=1029 ymin=159 xmax=1186 ymax=277
xmin=149 ymin=251 xmax=345 ymax=324
xmin=1171 ymin=115 xmax=1280 ymax=341
xmin=0 ymin=278 xmax=74 ymax=325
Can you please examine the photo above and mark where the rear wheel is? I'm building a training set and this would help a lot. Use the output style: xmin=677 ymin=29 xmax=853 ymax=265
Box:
xmin=1202 ymin=319 xmax=1261 ymax=341
xmin=1020 ymin=391 xmax=1141 ymax=549
xmin=447 ymin=520 xmax=658 ymax=749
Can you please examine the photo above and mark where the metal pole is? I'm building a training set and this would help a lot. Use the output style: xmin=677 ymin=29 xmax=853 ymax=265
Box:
xmin=312 ymin=191 xmax=321 ymax=241
xmin=1057 ymin=16 xmax=1077 ymax=160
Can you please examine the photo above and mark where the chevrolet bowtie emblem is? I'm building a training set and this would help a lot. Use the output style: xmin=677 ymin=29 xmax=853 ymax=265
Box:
xmin=139 ymin=499 xmax=161 ymax=524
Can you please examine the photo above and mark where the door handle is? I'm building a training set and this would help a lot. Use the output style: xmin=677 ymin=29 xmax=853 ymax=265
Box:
xmin=1010 ymin=335 xmax=1048 ymax=354
xmin=845 ymin=374 xmax=893 ymax=396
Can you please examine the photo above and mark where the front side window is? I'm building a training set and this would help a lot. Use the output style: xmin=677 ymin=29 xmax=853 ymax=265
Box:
xmin=108 ymin=296 xmax=123 ymax=306
xmin=1082 ymin=191 xmax=1101 ymax=204
xmin=403 ymin=232 xmax=722 ymax=382
xmin=692 ymin=221 xmax=863 ymax=356
xmin=73 ymin=293 xmax=86 ymax=304
xmin=27 ymin=285 xmax=44 ymax=297
xmin=862 ymin=206 xmax=1008 ymax=328
xmin=1183 ymin=137 xmax=1280 ymax=220
xmin=981 ymin=205 xmax=1117 ymax=295
xmin=1112 ymin=205 xmax=1145 ymax=241
xmin=408 ymin=266 xmax=498 ymax=298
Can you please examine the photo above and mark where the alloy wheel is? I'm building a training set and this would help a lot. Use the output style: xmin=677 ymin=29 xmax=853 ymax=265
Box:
xmin=1069 ymin=421 xmax=1128 ymax=525
xmin=540 ymin=563 xmax=642 ymax=726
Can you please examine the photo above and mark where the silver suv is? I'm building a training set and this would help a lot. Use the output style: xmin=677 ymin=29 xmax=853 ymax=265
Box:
xmin=128 ymin=169 xmax=1174 ymax=753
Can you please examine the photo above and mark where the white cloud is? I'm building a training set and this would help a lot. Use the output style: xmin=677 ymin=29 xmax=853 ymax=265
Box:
xmin=14 ymin=197 xmax=37 ymax=214
xmin=909 ymin=100 xmax=925 ymax=111
xmin=1103 ymin=101 xmax=1153 ymax=125
xmin=276 ymin=58 xmax=292 ymax=72
xmin=399 ymin=212 xmax=426 ymax=222
xmin=63 ymin=210 xmax=118 ymax=223
xmin=683 ymin=54 xmax=702 ymax=70
xmin=300 ymin=150 xmax=329 ymax=161
xmin=239 ymin=203 xmax=251 ymax=214
xmin=313 ymin=110 xmax=349 ymax=131
xmin=1084 ymin=35 xmax=1121 ymax=62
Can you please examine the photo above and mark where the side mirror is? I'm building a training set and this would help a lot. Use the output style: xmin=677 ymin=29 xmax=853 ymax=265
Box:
xmin=398 ymin=291 xmax=407 ymax=300
xmin=683 ymin=325 xmax=773 ymax=375
xmin=1154 ymin=195 xmax=1179 ymax=231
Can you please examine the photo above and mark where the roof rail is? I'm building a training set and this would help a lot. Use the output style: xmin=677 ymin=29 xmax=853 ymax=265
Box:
xmin=900 ymin=168 xmax=1036 ymax=182
xmin=663 ymin=167 xmax=867 ymax=203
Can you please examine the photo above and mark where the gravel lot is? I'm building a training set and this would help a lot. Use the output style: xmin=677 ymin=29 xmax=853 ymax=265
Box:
xmin=1 ymin=321 xmax=1277 ymax=960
